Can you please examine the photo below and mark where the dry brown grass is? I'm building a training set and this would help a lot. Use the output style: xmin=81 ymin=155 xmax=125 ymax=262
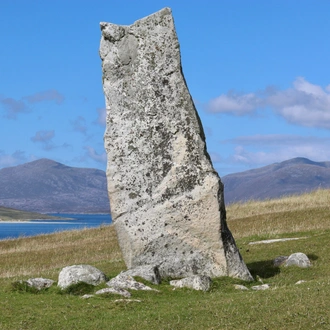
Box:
xmin=227 ymin=189 xmax=330 ymax=238
xmin=0 ymin=224 xmax=124 ymax=279
xmin=1 ymin=189 xmax=330 ymax=279
xmin=227 ymin=188 xmax=330 ymax=220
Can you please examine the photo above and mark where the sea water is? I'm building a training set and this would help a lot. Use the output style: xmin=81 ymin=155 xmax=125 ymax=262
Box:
xmin=0 ymin=213 xmax=112 ymax=240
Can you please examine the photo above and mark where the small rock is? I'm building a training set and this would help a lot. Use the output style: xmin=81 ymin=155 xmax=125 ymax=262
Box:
xmin=295 ymin=280 xmax=307 ymax=285
xmin=58 ymin=265 xmax=108 ymax=289
xmin=122 ymin=265 xmax=161 ymax=284
xmin=249 ymin=237 xmax=306 ymax=245
xmin=170 ymin=275 xmax=212 ymax=291
xmin=26 ymin=278 xmax=54 ymax=290
xmin=251 ymin=284 xmax=270 ymax=291
xmin=284 ymin=253 xmax=311 ymax=268
xmin=95 ymin=287 xmax=131 ymax=298
xmin=234 ymin=284 xmax=249 ymax=290
xmin=107 ymin=273 xmax=158 ymax=291
xmin=81 ymin=294 xmax=94 ymax=299
xmin=114 ymin=299 xmax=141 ymax=303
xmin=273 ymin=256 xmax=289 ymax=267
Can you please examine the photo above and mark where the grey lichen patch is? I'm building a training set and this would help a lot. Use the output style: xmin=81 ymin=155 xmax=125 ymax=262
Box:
xmin=128 ymin=192 xmax=138 ymax=199
xmin=100 ymin=22 xmax=126 ymax=42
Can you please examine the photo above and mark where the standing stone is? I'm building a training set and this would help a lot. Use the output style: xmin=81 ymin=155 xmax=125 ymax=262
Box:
xmin=100 ymin=7 xmax=252 ymax=281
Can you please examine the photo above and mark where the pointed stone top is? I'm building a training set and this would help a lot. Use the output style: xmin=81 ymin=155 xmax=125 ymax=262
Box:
xmin=100 ymin=7 xmax=172 ymax=29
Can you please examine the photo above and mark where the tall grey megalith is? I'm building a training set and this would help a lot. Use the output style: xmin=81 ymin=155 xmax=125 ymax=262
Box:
xmin=100 ymin=7 xmax=252 ymax=281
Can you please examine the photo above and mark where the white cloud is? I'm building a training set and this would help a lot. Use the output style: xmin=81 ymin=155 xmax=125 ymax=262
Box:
xmin=223 ymin=134 xmax=324 ymax=146
xmin=31 ymin=130 xmax=56 ymax=150
xmin=0 ymin=150 xmax=28 ymax=168
xmin=224 ymin=134 xmax=330 ymax=169
xmin=94 ymin=108 xmax=106 ymax=126
xmin=0 ymin=97 xmax=30 ymax=119
xmin=71 ymin=116 xmax=87 ymax=135
xmin=31 ymin=130 xmax=55 ymax=142
xmin=209 ymin=152 xmax=222 ymax=163
xmin=206 ymin=77 xmax=330 ymax=129
xmin=1 ymin=89 xmax=64 ymax=120
xmin=207 ymin=91 xmax=262 ymax=115
xmin=23 ymin=89 xmax=64 ymax=104
xmin=204 ymin=126 xmax=213 ymax=137
xmin=84 ymin=146 xmax=107 ymax=164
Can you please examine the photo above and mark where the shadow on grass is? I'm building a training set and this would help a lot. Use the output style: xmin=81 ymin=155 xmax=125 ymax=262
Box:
xmin=307 ymin=253 xmax=318 ymax=261
xmin=247 ymin=259 xmax=281 ymax=279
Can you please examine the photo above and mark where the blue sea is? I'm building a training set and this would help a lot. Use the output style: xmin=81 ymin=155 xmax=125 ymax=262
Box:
xmin=0 ymin=213 xmax=112 ymax=241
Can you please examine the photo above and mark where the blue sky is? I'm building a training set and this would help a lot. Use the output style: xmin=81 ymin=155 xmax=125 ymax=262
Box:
xmin=1 ymin=0 xmax=330 ymax=176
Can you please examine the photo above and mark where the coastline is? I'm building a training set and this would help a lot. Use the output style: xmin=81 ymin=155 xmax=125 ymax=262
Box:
xmin=0 ymin=219 xmax=74 ymax=223
xmin=0 ymin=214 xmax=112 ymax=241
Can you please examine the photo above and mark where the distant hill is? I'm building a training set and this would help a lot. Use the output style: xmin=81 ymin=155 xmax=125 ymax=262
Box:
xmin=2 ymin=157 xmax=329 ymax=212
xmin=222 ymin=157 xmax=330 ymax=204
xmin=0 ymin=159 xmax=110 ymax=213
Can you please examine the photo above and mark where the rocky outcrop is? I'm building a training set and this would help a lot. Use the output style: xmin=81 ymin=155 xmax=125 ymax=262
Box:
xmin=121 ymin=265 xmax=161 ymax=284
xmin=106 ymin=273 xmax=157 ymax=291
xmin=58 ymin=265 xmax=108 ymax=289
xmin=273 ymin=253 xmax=311 ymax=268
xmin=251 ymin=284 xmax=271 ymax=291
xmin=95 ymin=287 xmax=131 ymax=298
xmin=273 ymin=256 xmax=289 ymax=267
xmin=170 ymin=275 xmax=212 ymax=291
xmin=100 ymin=8 xmax=252 ymax=281
xmin=26 ymin=278 xmax=54 ymax=290
xmin=284 ymin=253 xmax=311 ymax=268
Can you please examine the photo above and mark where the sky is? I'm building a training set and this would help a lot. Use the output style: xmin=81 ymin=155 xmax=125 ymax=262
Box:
xmin=1 ymin=0 xmax=330 ymax=177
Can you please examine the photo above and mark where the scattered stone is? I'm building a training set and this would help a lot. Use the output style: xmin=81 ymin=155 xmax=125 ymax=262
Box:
xmin=107 ymin=273 xmax=158 ymax=291
xmin=249 ymin=237 xmax=307 ymax=245
xmin=95 ymin=287 xmax=131 ymax=298
xmin=273 ymin=256 xmax=289 ymax=267
xmin=81 ymin=294 xmax=94 ymax=299
xmin=170 ymin=275 xmax=212 ymax=291
xmin=251 ymin=284 xmax=270 ymax=291
xmin=295 ymin=280 xmax=307 ymax=285
xmin=274 ymin=253 xmax=311 ymax=268
xmin=26 ymin=278 xmax=54 ymax=290
xmin=234 ymin=284 xmax=249 ymax=290
xmin=114 ymin=299 xmax=142 ymax=303
xmin=122 ymin=265 xmax=161 ymax=284
xmin=284 ymin=253 xmax=311 ymax=268
xmin=100 ymin=7 xmax=252 ymax=281
xmin=58 ymin=265 xmax=108 ymax=289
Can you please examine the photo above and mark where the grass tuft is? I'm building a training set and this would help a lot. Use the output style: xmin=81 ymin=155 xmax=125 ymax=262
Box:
xmin=11 ymin=281 xmax=41 ymax=294
xmin=59 ymin=282 xmax=97 ymax=296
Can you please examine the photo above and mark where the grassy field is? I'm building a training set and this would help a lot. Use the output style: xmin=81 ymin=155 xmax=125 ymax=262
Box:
xmin=0 ymin=189 xmax=330 ymax=329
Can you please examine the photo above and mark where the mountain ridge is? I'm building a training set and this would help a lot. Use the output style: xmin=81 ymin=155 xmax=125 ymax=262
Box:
xmin=1 ymin=157 xmax=330 ymax=211
xmin=0 ymin=159 xmax=110 ymax=213
xmin=222 ymin=157 xmax=330 ymax=204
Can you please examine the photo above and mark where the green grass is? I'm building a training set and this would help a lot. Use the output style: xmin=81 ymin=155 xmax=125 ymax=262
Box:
xmin=1 ymin=190 xmax=330 ymax=329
